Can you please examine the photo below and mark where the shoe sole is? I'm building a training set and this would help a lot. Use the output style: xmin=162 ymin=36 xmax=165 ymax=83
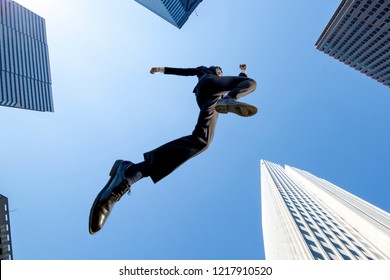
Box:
xmin=215 ymin=103 xmax=258 ymax=117
xmin=89 ymin=160 xmax=124 ymax=234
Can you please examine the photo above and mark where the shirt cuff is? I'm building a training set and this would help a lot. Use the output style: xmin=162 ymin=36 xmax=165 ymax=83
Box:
xmin=159 ymin=67 xmax=165 ymax=73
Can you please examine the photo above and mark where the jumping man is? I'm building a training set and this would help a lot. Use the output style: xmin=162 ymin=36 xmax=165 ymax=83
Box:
xmin=89 ymin=64 xmax=257 ymax=234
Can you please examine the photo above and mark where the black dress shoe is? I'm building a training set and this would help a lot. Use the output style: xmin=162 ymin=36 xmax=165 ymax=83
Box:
xmin=89 ymin=160 xmax=132 ymax=235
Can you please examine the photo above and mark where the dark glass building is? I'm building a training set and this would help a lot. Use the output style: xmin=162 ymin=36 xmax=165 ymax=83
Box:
xmin=134 ymin=0 xmax=203 ymax=28
xmin=0 ymin=194 xmax=13 ymax=260
xmin=316 ymin=0 xmax=390 ymax=88
xmin=0 ymin=0 xmax=53 ymax=112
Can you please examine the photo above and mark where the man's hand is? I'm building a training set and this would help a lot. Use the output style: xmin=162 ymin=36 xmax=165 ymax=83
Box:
xmin=239 ymin=64 xmax=247 ymax=71
xmin=150 ymin=67 xmax=161 ymax=74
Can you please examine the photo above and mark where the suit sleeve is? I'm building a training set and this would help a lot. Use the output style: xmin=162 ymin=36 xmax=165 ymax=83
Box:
xmin=164 ymin=67 xmax=200 ymax=76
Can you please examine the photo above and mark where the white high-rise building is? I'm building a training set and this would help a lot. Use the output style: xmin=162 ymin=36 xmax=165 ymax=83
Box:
xmin=261 ymin=160 xmax=390 ymax=260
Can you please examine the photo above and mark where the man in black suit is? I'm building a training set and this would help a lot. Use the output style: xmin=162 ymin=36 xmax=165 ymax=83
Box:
xmin=89 ymin=64 xmax=257 ymax=234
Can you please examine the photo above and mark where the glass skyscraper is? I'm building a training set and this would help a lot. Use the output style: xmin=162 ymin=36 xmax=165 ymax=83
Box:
xmin=134 ymin=0 xmax=203 ymax=28
xmin=261 ymin=160 xmax=390 ymax=260
xmin=316 ymin=0 xmax=390 ymax=88
xmin=0 ymin=194 xmax=13 ymax=260
xmin=0 ymin=0 xmax=53 ymax=112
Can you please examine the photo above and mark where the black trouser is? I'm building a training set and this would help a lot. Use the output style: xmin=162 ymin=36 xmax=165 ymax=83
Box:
xmin=143 ymin=75 xmax=257 ymax=183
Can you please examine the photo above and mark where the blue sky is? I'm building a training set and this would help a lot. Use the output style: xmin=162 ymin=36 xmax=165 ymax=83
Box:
xmin=1 ymin=0 xmax=389 ymax=260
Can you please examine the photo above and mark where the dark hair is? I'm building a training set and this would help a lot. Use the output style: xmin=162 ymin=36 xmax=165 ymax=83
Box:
xmin=209 ymin=66 xmax=223 ymax=75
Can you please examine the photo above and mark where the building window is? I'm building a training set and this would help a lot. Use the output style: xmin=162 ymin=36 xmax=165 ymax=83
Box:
xmin=311 ymin=250 xmax=325 ymax=260
xmin=340 ymin=253 xmax=351 ymax=260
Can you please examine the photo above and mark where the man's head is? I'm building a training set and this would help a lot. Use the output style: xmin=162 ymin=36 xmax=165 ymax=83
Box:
xmin=215 ymin=67 xmax=223 ymax=77
xmin=209 ymin=66 xmax=223 ymax=77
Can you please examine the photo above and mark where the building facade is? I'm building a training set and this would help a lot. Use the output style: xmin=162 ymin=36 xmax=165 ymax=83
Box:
xmin=0 ymin=0 xmax=53 ymax=112
xmin=0 ymin=194 xmax=13 ymax=260
xmin=316 ymin=0 xmax=390 ymax=87
xmin=261 ymin=160 xmax=390 ymax=260
xmin=134 ymin=0 xmax=203 ymax=28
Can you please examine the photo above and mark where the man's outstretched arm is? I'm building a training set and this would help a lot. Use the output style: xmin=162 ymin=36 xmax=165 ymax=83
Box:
xmin=150 ymin=67 xmax=200 ymax=76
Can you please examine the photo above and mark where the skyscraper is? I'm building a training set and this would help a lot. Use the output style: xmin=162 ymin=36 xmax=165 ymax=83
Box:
xmin=0 ymin=194 xmax=13 ymax=260
xmin=0 ymin=0 xmax=53 ymax=112
xmin=134 ymin=0 xmax=203 ymax=28
xmin=316 ymin=0 xmax=390 ymax=88
xmin=261 ymin=160 xmax=390 ymax=260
